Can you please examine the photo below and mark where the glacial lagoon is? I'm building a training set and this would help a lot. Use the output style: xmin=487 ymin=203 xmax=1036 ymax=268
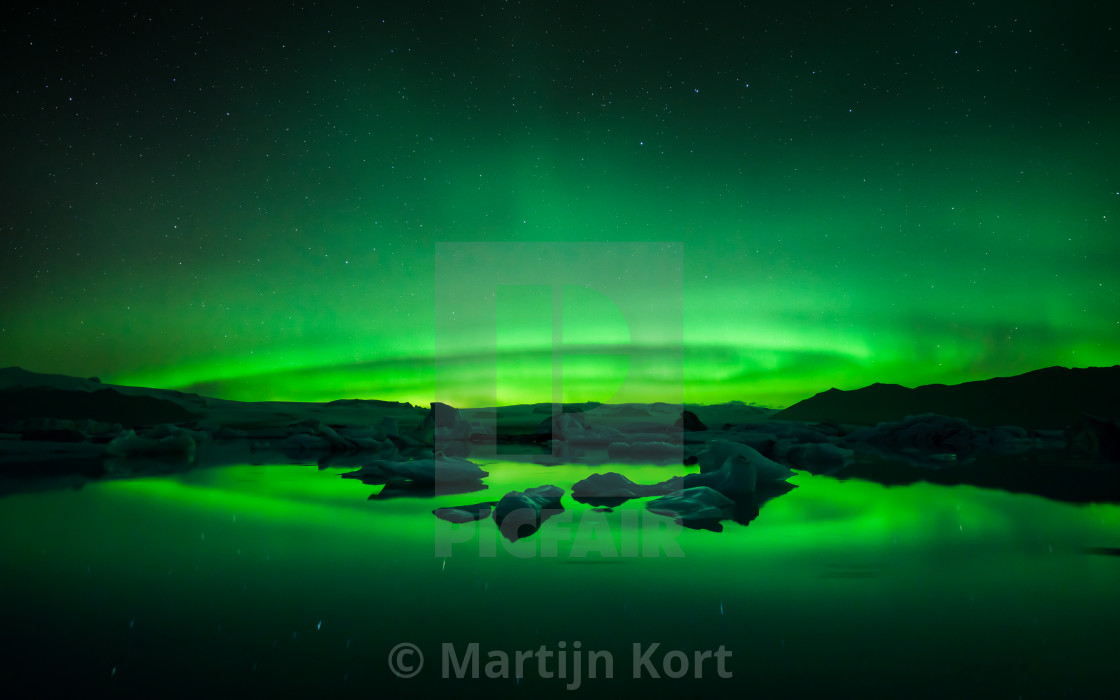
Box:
xmin=1 ymin=458 xmax=1117 ymax=698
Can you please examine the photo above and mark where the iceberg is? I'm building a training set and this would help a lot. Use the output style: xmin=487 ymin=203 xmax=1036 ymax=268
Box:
xmin=493 ymin=485 xmax=565 ymax=541
xmin=647 ymin=487 xmax=735 ymax=528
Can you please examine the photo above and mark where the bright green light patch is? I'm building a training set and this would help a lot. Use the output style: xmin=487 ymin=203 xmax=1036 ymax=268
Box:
xmin=496 ymin=283 xmax=553 ymax=353
xmin=561 ymin=284 xmax=631 ymax=347
xmin=560 ymin=353 xmax=630 ymax=404
xmin=497 ymin=353 xmax=553 ymax=406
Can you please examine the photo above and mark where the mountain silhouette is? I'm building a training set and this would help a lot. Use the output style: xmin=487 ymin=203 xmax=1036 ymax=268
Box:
xmin=774 ymin=366 xmax=1120 ymax=429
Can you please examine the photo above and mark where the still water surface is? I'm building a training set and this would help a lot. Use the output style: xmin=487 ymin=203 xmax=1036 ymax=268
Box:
xmin=1 ymin=460 xmax=1117 ymax=697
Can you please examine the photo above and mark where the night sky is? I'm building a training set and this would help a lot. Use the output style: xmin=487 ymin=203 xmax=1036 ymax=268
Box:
xmin=2 ymin=2 xmax=1118 ymax=408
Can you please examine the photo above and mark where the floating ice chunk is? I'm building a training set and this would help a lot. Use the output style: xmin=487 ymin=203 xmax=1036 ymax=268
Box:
xmin=571 ymin=472 xmax=682 ymax=499
xmin=433 ymin=501 xmax=497 ymax=523
xmin=674 ymin=410 xmax=708 ymax=431
xmin=785 ymin=442 xmax=855 ymax=474
xmin=493 ymin=485 xmax=564 ymax=541
xmin=695 ymin=440 xmax=794 ymax=484
xmin=535 ymin=413 xmax=622 ymax=445
xmin=106 ymin=429 xmax=195 ymax=459
xmin=605 ymin=441 xmax=682 ymax=460
xmin=684 ymin=454 xmax=758 ymax=496
xmin=365 ymin=456 xmax=488 ymax=484
xmin=647 ymin=486 xmax=735 ymax=523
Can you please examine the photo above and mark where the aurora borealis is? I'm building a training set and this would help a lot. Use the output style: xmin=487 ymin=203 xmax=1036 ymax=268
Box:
xmin=2 ymin=2 xmax=1117 ymax=407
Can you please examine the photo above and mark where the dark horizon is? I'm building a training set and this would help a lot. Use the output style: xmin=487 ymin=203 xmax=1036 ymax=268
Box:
xmin=4 ymin=360 xmax=1120 ymax=411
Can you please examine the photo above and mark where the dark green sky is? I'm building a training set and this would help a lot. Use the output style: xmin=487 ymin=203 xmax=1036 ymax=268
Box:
xmin=2 ymin=2 xmax=1117 ymax=406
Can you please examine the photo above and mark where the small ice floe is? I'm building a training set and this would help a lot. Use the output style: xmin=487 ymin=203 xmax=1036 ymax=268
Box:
xmin=647 ymin=486 xmax=735 ymax=526
xmin=347 ymin=455 xmax=488 ymax=485
xmin=493 ymin=485 xmax=565 ymax=542
xmin=106 ymin=428 xmax=195 ymax=459
xmin=692 ymin=440 xmax=795 ymax=492
xmin=432 ymin=502 xmax=496 ymax=524
xmin=571 ymin=472 xmax=681 ymax=500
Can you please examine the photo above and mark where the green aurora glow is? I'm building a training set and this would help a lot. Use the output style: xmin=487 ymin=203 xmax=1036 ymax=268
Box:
xmin=2 ymin=3 xmax=1117 ymax=406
